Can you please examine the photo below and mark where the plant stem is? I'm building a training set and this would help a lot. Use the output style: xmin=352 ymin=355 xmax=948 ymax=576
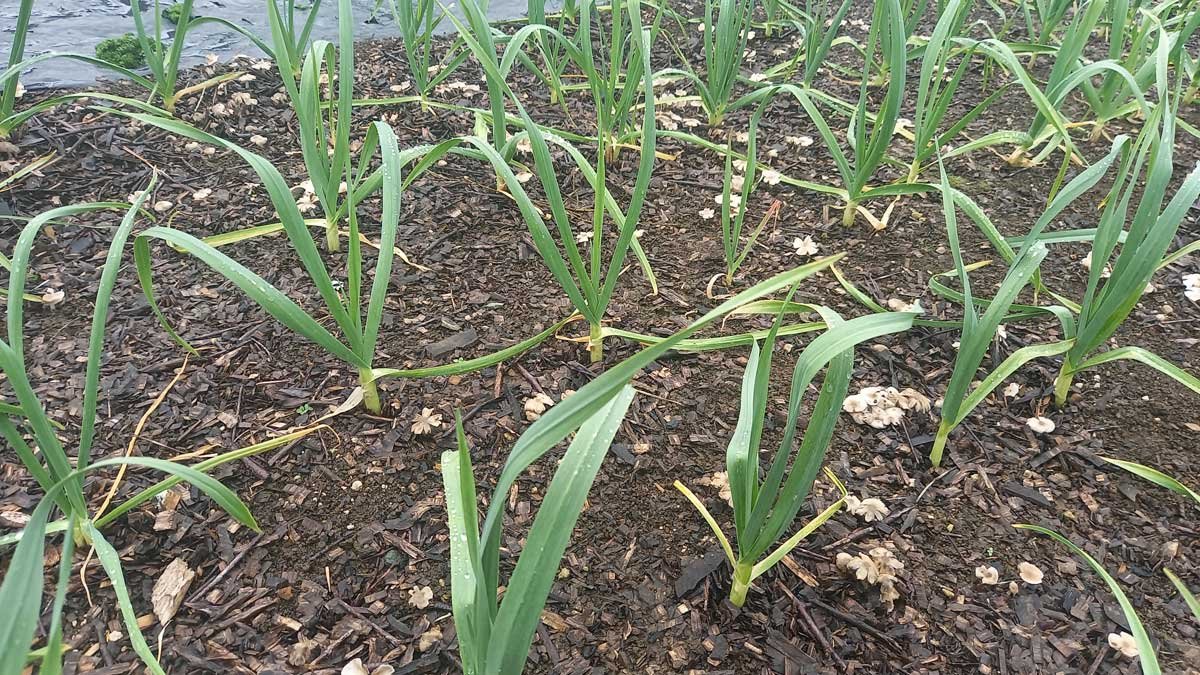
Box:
xmin=326 ymin=219 xmax=340 ymax=252
xmin=929 ymin=421 xmax=951 ymax=468
xmin=359 ymin=368 xmax=382 ymax=414
xmin=589 ymin=321 xmax=603 ymax=363
xmin=72 ymin=518 xmax=92 ymax=548
xmin=1053 ymin=360 xmax=1075 ymax=408
xmin=729 ymin=560 xmax=753 ymax=607
xmin=906 ymin=159 xmax=921 ymax=184
xmin=841 ymin=200 xmax=858 ymax=226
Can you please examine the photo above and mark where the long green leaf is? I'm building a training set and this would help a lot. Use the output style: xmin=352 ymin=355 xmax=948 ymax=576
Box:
xmin=477 ymin=256 xmax=845 ymax=608
xmin=486 ymin=386 xmax=635 ymax=674
xmin=1101 ymin=456 xmax=1200 ymax=505
xmin=1015 ymin=524 xmax=1160 ymax=675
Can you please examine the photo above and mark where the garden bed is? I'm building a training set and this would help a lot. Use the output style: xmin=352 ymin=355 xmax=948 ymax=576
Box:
xmin=2 ymin=2 xmax=1199 ymax=674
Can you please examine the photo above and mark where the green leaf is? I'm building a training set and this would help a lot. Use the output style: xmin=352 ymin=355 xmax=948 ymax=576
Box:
xmin=1101 ymin=456 xmax=1200 ymax=505
xmin=1073 ymin=346 xmax=1200 ymax=397
xmin=133 ymin=227 xmax=367 ymax=368
xmin=486 ymin=386 xmax=635 ymax=674
xmin=1164 ymin=568 xmax=1200 ymax=623
xmin=442 ymin=413 xmax=488 ymax=674
xmin=1015 ymin=524 xmax=1160 ymax=675
xmin=83 ymin=522 xmax=167 ymax=675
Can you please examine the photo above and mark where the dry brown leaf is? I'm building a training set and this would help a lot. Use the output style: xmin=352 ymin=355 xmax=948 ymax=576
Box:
xmin=151 ymin=558 xmax=196 ymax=625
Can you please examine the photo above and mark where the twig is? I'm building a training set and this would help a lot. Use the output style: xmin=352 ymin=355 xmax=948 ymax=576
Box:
xmin=186 ymin=524 xmax=284 ymax=604
xmin=802 ymin=592 xmax=903 ymax=653
xmin=336 ymin=598 xmax=402 ymax=646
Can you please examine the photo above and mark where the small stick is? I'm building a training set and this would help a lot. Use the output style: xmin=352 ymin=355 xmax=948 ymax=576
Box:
xmin=777 ymin=581 xmax=842 ymax=668
xmin=336 ymin=598 xmax=402 ymax=646
xmin=186 ymin=525 xmax=280 ymax=604
xmin=515 ymin=363 xmax=544 ymax=394
xmin=802 ymin=593 xmax=902 ymax=652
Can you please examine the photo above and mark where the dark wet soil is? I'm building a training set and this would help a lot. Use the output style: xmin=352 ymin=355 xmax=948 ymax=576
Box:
xmin=2 ymin=1 xmax=1199 ymax=674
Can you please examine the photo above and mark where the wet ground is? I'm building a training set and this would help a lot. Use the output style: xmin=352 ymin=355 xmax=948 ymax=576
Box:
xmin=2 ymin=1 xmax=1200 ymax=673
xmin=0 ymin=0 xmax=537 ymax=88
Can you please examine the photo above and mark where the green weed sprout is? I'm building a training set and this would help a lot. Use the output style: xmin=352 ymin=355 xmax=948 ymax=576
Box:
xmin=676 ymin=300 xmax=916 ymax=606
xmin=163 ymin=2 xmax=189 ymax=23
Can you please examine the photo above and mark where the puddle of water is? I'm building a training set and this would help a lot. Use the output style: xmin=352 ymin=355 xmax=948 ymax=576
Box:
xmin=0 ymin=0 xmax=541 ymax=89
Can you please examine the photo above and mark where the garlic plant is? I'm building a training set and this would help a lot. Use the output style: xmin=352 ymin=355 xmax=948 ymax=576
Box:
xmin=0 ymin=189 xmax=308 ymax=674
xmin=1047 ymin=53 xmax=1200 ymax=407
xmin=443 ymin=260 xmax=856 ymax=671
xmin=676 ymin=299 xmax=915 ymax=606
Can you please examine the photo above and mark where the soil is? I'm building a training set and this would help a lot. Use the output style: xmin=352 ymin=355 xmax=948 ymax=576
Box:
xmin=2 ymin=2 xmax=1199 ymax=674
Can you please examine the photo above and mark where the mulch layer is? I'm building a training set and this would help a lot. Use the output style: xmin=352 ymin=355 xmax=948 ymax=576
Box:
xmin=2 ymin=2 xmax=1199 ymax=673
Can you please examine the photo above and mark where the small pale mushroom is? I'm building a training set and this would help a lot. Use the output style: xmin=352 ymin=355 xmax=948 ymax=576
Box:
xmin=842 ymin=393 xmax=872 ymax=413
xmin=1018 ymin=561 xmax=1044 ymax=584
xmin=792 ymin=235 xmax=819 ymax=257
xmin=1184 ymin=273 xmax=1200 ymax=302
xmin=895 ymin=388 xmax=931 ymax=412
xmin=408 ymin=585 xmax=433 ymax=609
xmin=1026 ymin=416 xmax=1056 ymax=434
xmin=1107 ymin=631 xmax=1140 ymax=658
xmin=41 ymin=288 xmax=65 ymax=306
xmin=523 ymin=392 xmax=555 ymax=421
xmin=975 ymin=565 xmax=1000 ymax=585
xmin=410 ymin=408 xmax=443 ymax=435
xmin=857 ymin=497 xmax=889 ymax=522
